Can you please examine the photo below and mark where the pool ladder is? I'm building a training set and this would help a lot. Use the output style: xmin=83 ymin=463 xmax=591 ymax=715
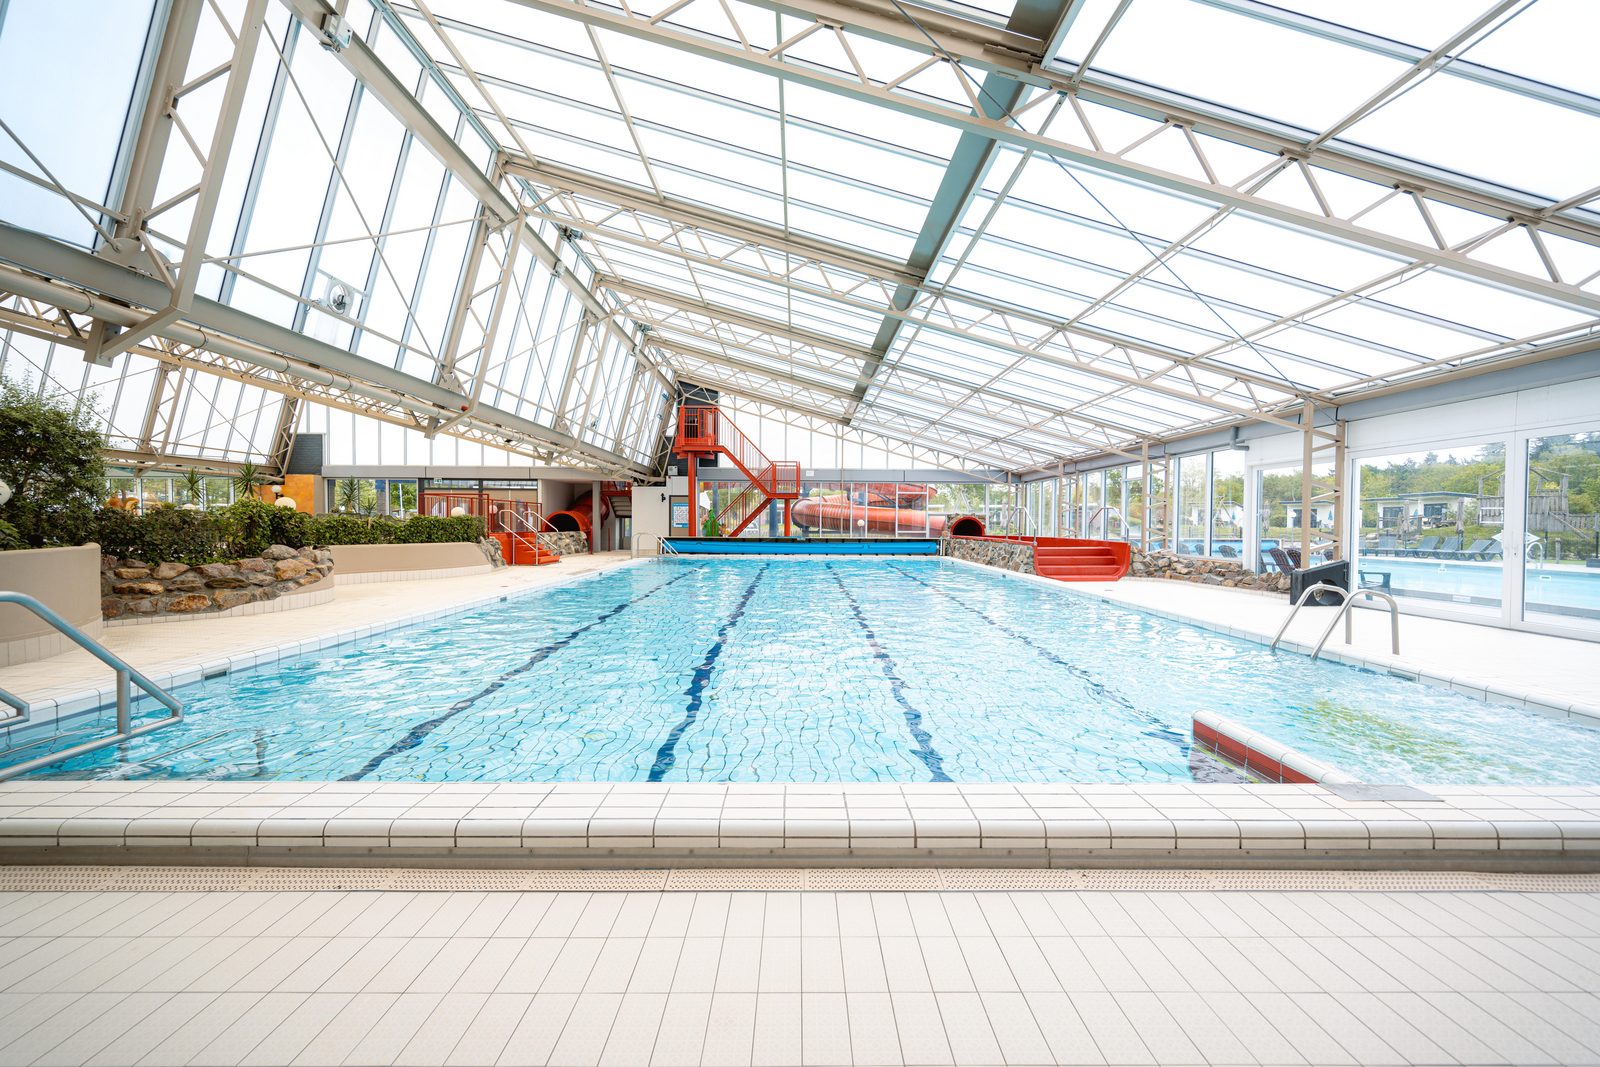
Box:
xmin=1270 ymin=582 xmax=1401 ymax=662
xmin=0 ymin=591 xmax=183 ymax=781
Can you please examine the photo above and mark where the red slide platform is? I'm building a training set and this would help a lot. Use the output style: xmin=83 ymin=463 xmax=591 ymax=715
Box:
xmin=969 ymin=535 xmax=1131 ymax=582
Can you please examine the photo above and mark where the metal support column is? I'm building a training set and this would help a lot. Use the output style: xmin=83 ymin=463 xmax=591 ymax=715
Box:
xmin=1299 ymin=401 xmax=1348 ymax=563
xmin=591 ymin=479 xmax=602 ymax=552
xmin=686 ymin=454 xmax=697 ymax=537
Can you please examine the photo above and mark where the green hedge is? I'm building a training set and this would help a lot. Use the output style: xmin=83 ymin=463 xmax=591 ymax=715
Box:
xmin=91 ymin=500 xmax=484 ymax=563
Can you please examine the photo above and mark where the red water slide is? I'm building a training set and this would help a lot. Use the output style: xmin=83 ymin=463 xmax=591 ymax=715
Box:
xmin=790 ymin=485 xmax=984 ymax=538
xmin=547 ymin=490 xmax=609 ymax=548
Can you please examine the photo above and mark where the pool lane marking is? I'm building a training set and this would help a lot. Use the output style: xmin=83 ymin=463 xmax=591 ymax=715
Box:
xmin=825 ymin=564 xmax=952 ymax=783
xmin=888 ymin=562 xmax=1189 ymax=752
xmin=647 ymin=563 xmax=770 ymax=782
xmin=343 ymin=567 xmax=699 ymax=781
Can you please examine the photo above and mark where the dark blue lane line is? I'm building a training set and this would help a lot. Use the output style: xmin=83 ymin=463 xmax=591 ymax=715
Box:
xmin=344 ymin=569 xmax=697 ymax=781
xmin=888 ymin=562 xmax=1188 ymax=751
xmin=648 ymin=564 xmax=769 ymax=782
xmin=827 ymin=564 xmax=951 ymax=783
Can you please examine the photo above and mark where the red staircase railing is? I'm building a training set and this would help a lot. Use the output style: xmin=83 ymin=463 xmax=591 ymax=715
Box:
xmin=674 ymin=406 xmax=801 ymax=537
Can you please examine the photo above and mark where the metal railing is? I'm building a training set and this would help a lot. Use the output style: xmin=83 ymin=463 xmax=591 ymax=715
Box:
xmin=0 ymin=591 xmax=184 ymax=781
xmin=1270 ymin=582 xmax=1401 ymax=662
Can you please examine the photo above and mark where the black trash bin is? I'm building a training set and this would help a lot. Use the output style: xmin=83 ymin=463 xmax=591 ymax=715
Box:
xmin=1290 ymin=558 xmax=1349 ymax=606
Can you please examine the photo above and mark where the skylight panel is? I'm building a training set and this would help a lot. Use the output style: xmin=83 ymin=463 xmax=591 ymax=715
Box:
xmin=1374 ymin=272 xmax=1596 ymax=340
xmin=1277 ymin=1 xmax=1472 ymax=45
xmin=1191 ymin=215 xmax=1405 ymax=290
xmin=1459 ymin=0 xmax=1600 ymax=98
xmin=1061 ymin=0 xmax=1412 ymax=131
xmin=1340 ymin=75 xmax=1600 ymax=202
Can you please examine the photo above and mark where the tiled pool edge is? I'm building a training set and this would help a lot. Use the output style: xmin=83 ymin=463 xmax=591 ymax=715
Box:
xmin=2 ymin=781 xmax=1598 ymax=871
xmin=942 ymin=557 xmax=1600 ymax=729
xmin=0 ymin=556 xmax=650 ymax=743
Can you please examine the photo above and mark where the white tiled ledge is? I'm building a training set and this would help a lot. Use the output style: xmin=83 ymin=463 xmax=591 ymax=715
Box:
xmin=2 ymin=781 xmax=1597 ymax=867
xmin=949 ymin=559 xmax=1600 ymax=729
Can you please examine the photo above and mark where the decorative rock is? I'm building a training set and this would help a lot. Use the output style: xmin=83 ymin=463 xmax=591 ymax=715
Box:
xmin=213 ymin=589 xmax=255 ymax=611
xmin=100 ymin=598 xmax=125 ymax=619
xmin=162 ymin=594 xmax=212 ymax=613
xmin=151 ymin=562 xmax=189 ymax=580
xmin=244 ymin=572 xmax=277 ymax=587
xmin=239 ymin=557 xmax=271 ymax=573
xmin=262 ymin=545 xmax=298 ymax=560
xmin=111 ymin=580 xmax=165 ymax=596
xmin=197 ymin=562 xmax=237 ymax=580
xmin=126 ymin=598 xmax=158 ymax=614
xmin=113 ymin=567 xmax=151 ymax=580
xmin=273 ymin=559 xmax=309 ymax=580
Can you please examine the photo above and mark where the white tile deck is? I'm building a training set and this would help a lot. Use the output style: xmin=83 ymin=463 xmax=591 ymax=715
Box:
xmin=1061 ymin=574 xmax=1600 ymax=725
xmin=1 ymin=881 xmax=1599 ymax=1065
xmin=2 ymin=556 xmax=1599 ymax=869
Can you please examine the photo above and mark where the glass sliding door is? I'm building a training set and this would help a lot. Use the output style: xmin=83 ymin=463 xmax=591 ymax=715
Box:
xmin=1211 ymin=450 xmax=1244 ymax=560
xmin=1176 ymin=454 xmax=1207 ymax=556
xmin=1523 ymin=430 xmax=1600 ymax=630
xmin=1355 ymin=444 xmax=1506 ymax=615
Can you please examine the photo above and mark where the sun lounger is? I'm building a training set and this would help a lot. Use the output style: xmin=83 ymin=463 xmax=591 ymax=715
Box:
xmin=1401 ymin=535 xmax=1439 ymax=557
xmin=1416 ymin=536 xmax=1462 ymax=558
xmin=1456 ymin=538 xmax=1494 ymax=560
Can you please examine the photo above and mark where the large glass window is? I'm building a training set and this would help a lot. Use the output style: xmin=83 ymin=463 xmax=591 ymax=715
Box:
xmin=1210 ymin=451 xmax=1245 ymax=560
xmin=1356 ymin=444 xmax=1506 ymax=614
xmin=0 ymin=0 xmax=159 ymax=246
xmin=1524 ymin=431 xmax=1600 ymax=629
xmin=1083 ymin=469 xmax=1105 ymax=540
xmin=1176 ymin=454 xmax=1208 ymax=556
xmin=1256 ymin=462 xmax=1335 ymax=570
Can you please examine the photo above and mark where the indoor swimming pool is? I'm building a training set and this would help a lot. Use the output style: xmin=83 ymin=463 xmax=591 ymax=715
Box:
xmin=8 ymin=557 xmax=1600 ymax=785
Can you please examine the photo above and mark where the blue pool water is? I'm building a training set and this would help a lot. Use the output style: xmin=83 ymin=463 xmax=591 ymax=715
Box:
xmin=10 ymin=558 xmax=1600 ymax=784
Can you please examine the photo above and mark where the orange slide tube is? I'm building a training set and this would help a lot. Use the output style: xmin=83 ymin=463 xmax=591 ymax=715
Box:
xmin=546 ymin=491 xmax=611 ymax=549
xmin=790 ymin=498 xmax=983 ymax=538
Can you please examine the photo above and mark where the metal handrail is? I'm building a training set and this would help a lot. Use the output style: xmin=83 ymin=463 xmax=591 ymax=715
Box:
xmin=1315 ymin=589 xmax=1401 ymax=661
xmin=0 ymin=591 xmax=183 ymax=781
xmin=1269 ymin=581 xmax=1401 ymax=661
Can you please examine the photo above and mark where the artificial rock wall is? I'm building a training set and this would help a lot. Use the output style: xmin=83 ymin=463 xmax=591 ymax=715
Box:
xmin=101 ymin=545 xmax=333 ymax=619
xmin=1128 ymin=548 xmax=1289 ymax=592
xmin=940 ymin=536 xmax=1035 ymax=574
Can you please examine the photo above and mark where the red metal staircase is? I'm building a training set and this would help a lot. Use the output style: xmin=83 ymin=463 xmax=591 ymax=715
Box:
xmin=673 ymin=405 xmax=802 ymax=537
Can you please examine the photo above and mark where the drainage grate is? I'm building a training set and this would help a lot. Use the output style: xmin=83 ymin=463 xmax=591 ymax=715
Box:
xmin=1 ymin=865 xmax=1598 ymax=892
xmin=666 ymin=869 xmax=804 ymax=890
xmin=805 ymin=869 xmax=942 ymax=891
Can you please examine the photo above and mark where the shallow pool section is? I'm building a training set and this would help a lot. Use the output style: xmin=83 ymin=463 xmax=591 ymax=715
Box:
xmin=9 ymin=558 xmax=1600 ymax=783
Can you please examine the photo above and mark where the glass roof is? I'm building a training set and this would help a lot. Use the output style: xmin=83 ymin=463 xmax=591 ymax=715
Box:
xmin=2 ymin=0 xmax=1597 ymax=473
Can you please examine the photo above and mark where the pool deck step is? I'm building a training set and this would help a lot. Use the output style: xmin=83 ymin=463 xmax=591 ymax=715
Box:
xmin=3 ymin=780 xmax=1596 ymax=871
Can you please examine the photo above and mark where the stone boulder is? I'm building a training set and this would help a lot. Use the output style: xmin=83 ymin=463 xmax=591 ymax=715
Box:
xmin=262 ymin=545 xmax=299 ymax=560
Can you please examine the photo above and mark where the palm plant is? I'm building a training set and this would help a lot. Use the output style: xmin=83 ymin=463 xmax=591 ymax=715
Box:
xmin=180 ymin=470 xmax=205 ymax=509
xmin=231 ymin=461 xmax=265 ymax=502
xmin=337 ymin=476 xmax=376 ymax=520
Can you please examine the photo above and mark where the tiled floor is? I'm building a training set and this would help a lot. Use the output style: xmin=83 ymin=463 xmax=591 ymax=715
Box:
xmin=2 ymin=883 xmax=1600 ymax=1065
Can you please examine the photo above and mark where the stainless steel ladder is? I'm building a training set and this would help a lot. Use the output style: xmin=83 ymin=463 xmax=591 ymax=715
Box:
xmin=1270 ymin=581 xmax=1402 ymax=662
xmin=0 ymin=591 xmax=184 ymax=781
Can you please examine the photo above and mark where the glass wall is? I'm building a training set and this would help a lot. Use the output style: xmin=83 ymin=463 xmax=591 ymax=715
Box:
xmin=1356 ymin=444 xmax=1506 ymax=614
xmin=104 ymin=474 xmax=237 ymax=512
xmin=1176 ymin=454 xmax=1208 ymax=556
xmin=1524 ymin=430 xmax=1600 ymax=628
xmin=1211 ymin=451 xmax=1244 ymax=558
xmin=1254 ymin=462 xmax=1335 ymax=570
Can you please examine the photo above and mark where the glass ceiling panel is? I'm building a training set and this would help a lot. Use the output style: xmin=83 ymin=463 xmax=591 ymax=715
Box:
xmin=1062 ymin=1 xmax=1410 ymax=132
xmin=1341 ymin=75 xmax=1600 ymax=202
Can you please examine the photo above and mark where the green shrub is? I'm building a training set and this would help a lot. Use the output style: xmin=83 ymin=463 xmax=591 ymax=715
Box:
xmin=94 ymin=506 xmax=226 ymax=564
xmin=306 ymin=513 xmax=400 ymax=546
xmin=0 ymin=377 xmax=107 ymax=547
xmin=222 ymin=498 xmax=310 ymax=556
xmin=393 ymin=514 xmax=485 ymax=543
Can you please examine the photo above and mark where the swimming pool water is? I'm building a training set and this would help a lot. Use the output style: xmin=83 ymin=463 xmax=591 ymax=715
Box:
xmin=10 ymin=557 xmax=1600 ymax=784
